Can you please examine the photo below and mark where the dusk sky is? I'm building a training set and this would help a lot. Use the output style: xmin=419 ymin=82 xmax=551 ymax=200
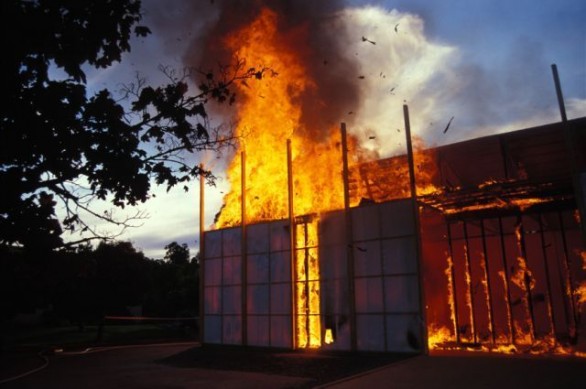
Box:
xmin=76 ymin=0 xmax=585 ymax=258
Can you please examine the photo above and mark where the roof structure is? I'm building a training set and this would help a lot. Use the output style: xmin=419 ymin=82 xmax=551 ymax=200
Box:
xmin=350 ymin=117 xmax=586 ymax=219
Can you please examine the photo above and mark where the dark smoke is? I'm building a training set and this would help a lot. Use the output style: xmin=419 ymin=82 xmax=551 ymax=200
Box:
xmin=179 ymin=0 xmax=361 ymax=138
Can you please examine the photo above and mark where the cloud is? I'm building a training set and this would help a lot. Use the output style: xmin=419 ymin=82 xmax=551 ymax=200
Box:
xmin=335 ymin=6 xmax=459 ymax=156
xmin=337 ymin=5 xmax=585 ymax=155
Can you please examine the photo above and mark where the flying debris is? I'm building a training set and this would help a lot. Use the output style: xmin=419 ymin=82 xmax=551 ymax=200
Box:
xmin=348 ymin=111 xmax=354 ymax=115
xmin=369 ymin=136 xmax=376 ymax=139
xmin=361 ymin=36 xmax=376 ymax=45
xmin=394 ymin=23 xmax=400 ymax=33
xmin=358 ymin=75 xmax=365 ymax=79
xmin=443 ymin=116 xmax=455 ymax=134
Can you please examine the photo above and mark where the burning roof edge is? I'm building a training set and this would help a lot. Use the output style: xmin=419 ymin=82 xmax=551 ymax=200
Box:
xmin=351 ymin=116 xmax=586 ymax=218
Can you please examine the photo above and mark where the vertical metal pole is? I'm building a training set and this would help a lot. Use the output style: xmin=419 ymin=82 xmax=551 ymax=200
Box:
xmin=446 ymin=222 xmax=461 ymax=344
xmin=480 ymin=220 xmax=497 ymax=345
xmin=516 ymin=218 xmax=537 ymax=341
xmin=199 ymin=164 xmax=206 ymax=343
xmin=552 ymin=64 xmax=586 ymax=244
xmin=557 ymin=211 xmax=578 ymax=341
xmin=287 ymin=139 xmax=297 ymax=349
xmin=537 ymin=214 xmax=559 ymax=339
xmin=241 ymin=151 xmax=248 ymax=346
xmin=551 ymin=64 xmax=567 ymax=122
xmin=498 ymin=217 xmax=516 ymax=344
xmin=462 ymin=221 xmax=477 ymax=344
xmin=303 ymin=223 xmax=310 ymax=345
xmin=403 ymin=105 xmax=429 ymax=353
xmin=341 ymin=123 xmax=357 ymax=351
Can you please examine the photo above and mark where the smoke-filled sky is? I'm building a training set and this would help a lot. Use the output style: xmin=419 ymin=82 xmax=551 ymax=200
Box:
xmin=80 ymin=0 xmax=585 ymax=258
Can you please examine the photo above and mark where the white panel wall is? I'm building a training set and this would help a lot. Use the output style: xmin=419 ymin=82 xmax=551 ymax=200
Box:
xmin=202 ymin=220 xmax=292 ymax=349
xmin=203 ymin=199 xmax=421 ymax=353
xmin=319 ymin=210 xmax=351 ymax=351
xmin=319 ymin=199 xmax=422 ymax=353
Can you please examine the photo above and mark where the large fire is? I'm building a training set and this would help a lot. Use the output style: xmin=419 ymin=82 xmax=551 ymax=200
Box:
xmin=216 ymin=7 xmax=353 ymax=349
xmin=216 ymin=8 xmax=347 ymax=228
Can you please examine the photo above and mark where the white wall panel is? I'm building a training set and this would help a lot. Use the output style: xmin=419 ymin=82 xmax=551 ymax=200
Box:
xmin=271 ymin=316 xmax=292 ymax=348
xmin=204 ymin=258 xmax=222 ymax=286
xmin=269 ymin=220 xmax=290 ymax=251
xmin=203 ymin=316 xmax=221 ymax=343
xmin=353 ymin=240 xmax=382 ymax=277
xmin=382 ymin=237 xmax=417 ymax=275
xmin=384 ymin=276 xmax=419 ymax=313
xmin=356 ymin=315 xmax=385 ymax=351
xmin=222 ymin=256 xmax=241 ymax=285
xmin=270 ymin=284 xmax=291 ymax=314
xmin=223 ymin=315 xmax=241 ymax=345
xmin=355 ymin=277 xmax=384 ymax=313
xmin=248 ymin=316 xmax=270 ymax=346
xmin=248 ymin=254 xmax=269 ymax=283
xmin=386 ymin=314 xmax=421 ymax=352
xmin=222 ymin=286 xmax=241 ymax=315
xmin=319 ymin=211 xmax=345 ymax=246
xmin=247 ymin=222 xmax=269 ymax=254
xmin=204 ymin=286 xmax=221 ymax=314
xmin=248 ymin=284 xmax=269 ymax=315
xmin=270 ymin=251 xmax=290 ymax=282
xmin=222 ymin=227 xmax=242 ymax=256
xmin=204 ymin=230 xmax=222 ymax=258
xmin=380 ymin=199 xmax=415 ymax=238
xmin=319 ymin=243 xmax=346 ymax=281
xmin=352 ymin=205 xmax=380 ymax=241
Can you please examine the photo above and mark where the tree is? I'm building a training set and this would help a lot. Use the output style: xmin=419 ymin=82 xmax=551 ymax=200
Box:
xmin=1 ymin=0 xmax=269 ymax=251
xmin=164 ymin=241 xmax=190 ymax=265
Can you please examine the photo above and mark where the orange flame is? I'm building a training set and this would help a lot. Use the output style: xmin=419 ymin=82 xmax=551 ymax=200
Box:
xmin=576 ymin=250 xmax=586 ymax=305
xmin=295 ymin=220 xmax=321 ymax=348
xmin=217 ymin=8 xmax=346 ymax=228
xmin=463 ymin=245 xmax=476 ymax=342
xmin=349 ymin=138 xmax=439 ymax=204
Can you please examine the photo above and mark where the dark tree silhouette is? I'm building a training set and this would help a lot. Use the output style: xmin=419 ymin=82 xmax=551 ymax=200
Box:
xmin=0 ymin=0 xmax=268 ymax=251
xmin=164 ymin=241 xmax=190 ymax=265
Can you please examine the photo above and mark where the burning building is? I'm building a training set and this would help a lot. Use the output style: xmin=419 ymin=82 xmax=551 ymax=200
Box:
xmin=200 ymin=115 xmax=586 ymax=354
xmin=195 ymin=2 xmax=586 ymax=355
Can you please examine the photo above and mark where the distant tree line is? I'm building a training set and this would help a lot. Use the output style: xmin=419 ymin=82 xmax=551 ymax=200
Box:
xmin=0 ymin=241 xmax=199 ymax=330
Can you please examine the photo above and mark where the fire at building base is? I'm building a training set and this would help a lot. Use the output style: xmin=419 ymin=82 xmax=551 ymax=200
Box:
xmin=200 ymin=116 xmax=586 ymax=356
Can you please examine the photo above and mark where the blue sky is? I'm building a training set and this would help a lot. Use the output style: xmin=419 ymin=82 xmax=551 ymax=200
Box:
xmin=78 ymin=0 xmax=585 ymax=258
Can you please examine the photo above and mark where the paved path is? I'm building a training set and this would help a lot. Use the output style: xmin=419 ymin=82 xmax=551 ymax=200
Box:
xmin=321 ymin=353 xmax=586 ymax=389
xmin=1 ymin=343 xmax=311 ymax=389
xmin=3 ymin=344 xmax=585 ymax=388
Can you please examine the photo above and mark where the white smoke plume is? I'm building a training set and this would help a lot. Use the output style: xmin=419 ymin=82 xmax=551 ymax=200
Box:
xmin=337 ymin=6 xmax=585 ymax=157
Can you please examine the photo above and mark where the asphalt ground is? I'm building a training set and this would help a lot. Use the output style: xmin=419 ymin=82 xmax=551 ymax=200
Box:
xmin=1 ymin=343 xmax=585 ymax=388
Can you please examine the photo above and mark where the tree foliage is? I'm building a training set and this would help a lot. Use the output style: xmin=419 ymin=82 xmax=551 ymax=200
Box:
xmin=1 ymin=0 xmax=268 ymax=250
xmin=164 ymin=241 xmax=190 ymax=265
xmin=0 ymin=240 xmax=201 ymax=331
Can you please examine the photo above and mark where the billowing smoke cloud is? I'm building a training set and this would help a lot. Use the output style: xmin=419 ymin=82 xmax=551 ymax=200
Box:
xmin=324 ymin=6 xmax=584 ymax=156
xmin=333 ymin=6 xmax=459 ymax=156
xmin=180 ymin=0 xmax=361 ymax=137
xmin=120 ymin=1 xmax=584 ymax=256
xmin=144 ymin=2 xmax=583 ymax=157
